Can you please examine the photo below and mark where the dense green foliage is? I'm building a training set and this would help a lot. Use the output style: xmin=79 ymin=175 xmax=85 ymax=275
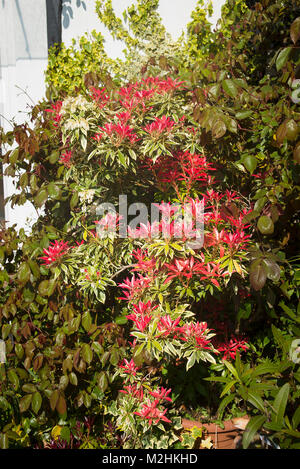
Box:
xmin=0 ymin=0 xmax=299 ymax=450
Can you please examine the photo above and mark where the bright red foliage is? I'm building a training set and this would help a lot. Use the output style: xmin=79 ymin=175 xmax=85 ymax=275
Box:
xmin=40 ymin=240 xmax=70 ymax=266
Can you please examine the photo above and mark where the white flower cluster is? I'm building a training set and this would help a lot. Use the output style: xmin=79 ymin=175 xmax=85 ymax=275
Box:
xmin=78 ymin=189 xmax=96 ymax=213
xmin=63 ymin=118 xmax=90 ymax=132
xmin=60 ymin=95 xmax=89 ymax=115
xmin=61 ymin=95 xmax=92 ymax=132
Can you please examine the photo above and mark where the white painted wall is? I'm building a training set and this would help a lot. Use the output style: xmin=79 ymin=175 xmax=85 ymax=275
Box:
xmin=0 ymin=0 xmax=48 ymax=231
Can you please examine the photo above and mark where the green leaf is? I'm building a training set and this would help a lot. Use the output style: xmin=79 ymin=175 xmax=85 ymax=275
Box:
xmin=242 ymin=155 xmax=257 ymax=174
xmin=236 ymin=110 xmax=252 ymax=120
xmin=247 ymin=391 xmax=266 ymax=414
xmin=82 ymin=311 xmax=92 ymax=332
xmin=23 ymin=287 xmax=36 ymax=303
xmin=70 ymin=192 xmax=79 ymax=210
xmin=28 ymin=260 xmax=40 ymax=279
xmin=217 ymin=394 xmax=236 ymax=420
xmin=257 ymin=216 xmax=274 ymax=235
xmin=273 ymin=383 xmax=290 ymax=426
xmin=83 ymin=391 xmax=92 ymax=408
xmin=211 ymin=119 xmax=226 ymax=139
xmin=31 ymin=392 xmax=42 ymax=414
xmin=59 ymin=375 xmax=69 ymax=391
xmin=250 ymin=262 xmax=267 ymax=291
xmin=34 ymin=188 xmax=48 ymax=208
xmin=56 ymin=394 xmax=67 ymax=415
xmin=7 ymin=369 xmax=19 ymax=390
xmin=251 ymin=362 xmax=281 ymax=378
xmin=22 ymin=383 xmax=37 ymax=393
xmin=91 ymin=342 xmax=104 ymax=356
xmin=118 ymin=151 xmax=127 ymax=167
xmin=30 ymin=174 xmax=38 ymax=191
xmin=17 ymin=262 xmax=31 ymax=283
xmin=19 ymin=394 xmax=32 ymax=413
xmin=226 ymin=118 xmax=237 ymax=133
xmin=276 ymin=47 xmax=292 ymax=71
xmin=47 ymin=182 xmax=61 ymax=199
xmin=224 ymin=360 xmax=240 ymax=381
xmin=276 ymin=121 xmax=288 ymax=143
xmin=242 ymin=415 xmax=266 ymax=449
xmin=9 ymin=148 xmax=19 ymax=164
xmin=49 ymin=389 xmax=59 ymax=411
xmin=98 ymin=371 xmax=109 ymax=392
xmin=262 ymin=259 xmax=281 ymax=282
xmin=290 ymin=17 xmax=300 ymax=44
xmin=186 ymin=353 xmax=196 ymax=371
xmin=60 ymin=426 xmax=71 ymax=444
xmin=49 ymin=150 xmax=60 ymax=164
xmin=254 ymin=196 xmax=267 ymax=214
xmin=208 ymin=83 xmax=220 ymax=99
xmin=292 ymin=406 xmax=300 ymax=429
xmin=81 ymin=134 xmax=87 ymax=151
xmin=19 ymin=172 xmax=28 ymax=188
xmin=235 ymin=351 xmax=242 ymax=378
xmin=2 ymin=324 xmax=11 ymax=340
xmin=153 ymin=340 xmax=162 ymax=352
xmin=38 ymin=280 xmax=49 ymax=297
xmin=285 ymin=119 xmax=299 ymax=141
xmin=0 ymin=397 xmax=10 ymax=411
xmin=0 ymin=433 xmax=8 ymax=449
xmin=271 ymin=325 xmax=289 ymax=355
xmin=222 ymin=79 xmax=238 ymax=97
xmin=220 ymin=379 xmax=238 ymax=397
xmin=81 ymin=344 xmax=93 ymax=364
xmin=69 ymin=372 xmax=78 ymax=386
xmin=109 ymin=348 xmax=119 ymax=366
xmin=204 ymin=376 xmax=229 ymax=383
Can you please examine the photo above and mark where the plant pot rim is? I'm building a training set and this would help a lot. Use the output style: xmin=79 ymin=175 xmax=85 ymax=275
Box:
xmin=181 ymin=415 xmax=250 ymax=450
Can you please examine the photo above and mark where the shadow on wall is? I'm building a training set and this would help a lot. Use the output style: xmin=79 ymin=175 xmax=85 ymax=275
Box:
xmin=15 ymin=0 xmax=31 ymax=58
xmin=62 ymin=0 xmax=86 ymax=29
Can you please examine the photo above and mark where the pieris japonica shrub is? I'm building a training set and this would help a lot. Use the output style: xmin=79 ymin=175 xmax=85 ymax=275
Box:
xmin=0 ymin=71 xmax=254 ymax=448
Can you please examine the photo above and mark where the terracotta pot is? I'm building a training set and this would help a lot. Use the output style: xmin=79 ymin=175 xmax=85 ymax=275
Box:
xmin=181 ymin=416 xmax=249 ymax=450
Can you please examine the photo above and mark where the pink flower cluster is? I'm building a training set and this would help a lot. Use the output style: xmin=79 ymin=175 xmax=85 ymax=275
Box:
xmin=143 ymin=115 xmax=176 ymax=137
xmin=126 ymin=301 xmax=157 ymax=332
xmin=145 ymin=150 xmax=216 ymax=196
xmin=163 ymin=257 xmax=226 ymax=287
xmin=89 ymin=87 xmax=110 ymax=108
xmin=94 ymin=213 xmax=123 ymax=231
xmin=124 ymin=300 xmax=215 ymax=351
xmin=134 ymin=398 xmax=172 ymax=426
xmin=179 ymin=321 xmax=212 ymax=349
xmin=93 ymin=121 xmax=139 ymax=145
xmin=119 ymin=358 xmax=140 ymax=377
xmin=117 ymin=76 xmax=184 ymax=112
xmin=118 ymin=274 xmax=152 ymax=301
xmin=118 ymin=354 xmax=173 ymax=427
xmin=59 ymin=150 xmax=72 ymax=167
xmin=45 ymin=100 xmax=63 ymax=127
xmin=217 ymin=338 xmax=249 ymax=361
xmin=40 ymin=240 xmax=70 ymax=266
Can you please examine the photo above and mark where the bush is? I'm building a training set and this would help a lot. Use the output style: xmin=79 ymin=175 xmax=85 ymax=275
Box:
xmin=0 ymin=0 xmax=299 ymax=449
